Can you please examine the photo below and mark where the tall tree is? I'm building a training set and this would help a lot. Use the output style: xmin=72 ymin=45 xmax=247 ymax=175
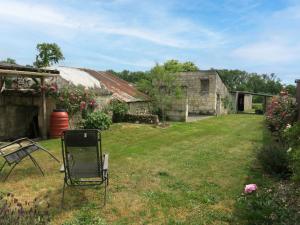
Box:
xmin=34 ymin=43 xmax=64 ymax=68
xmin=218 ymin=69 xmax=283 ymax=95
xmin=162 ymin=59 xmax=199 ymax=73
xmin=138 ymin=63 xmax=182 ymax=123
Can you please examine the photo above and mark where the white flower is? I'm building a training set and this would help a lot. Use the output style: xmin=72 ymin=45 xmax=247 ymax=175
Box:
xmin=287 ymin=147 xmax=292 ymax=153
xmin=286 ymin=124 xmax=292 ymax=129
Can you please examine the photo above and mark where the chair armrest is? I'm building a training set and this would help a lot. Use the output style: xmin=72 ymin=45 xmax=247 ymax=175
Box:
xmin=103 ymin=154 xmax=109 ymax=171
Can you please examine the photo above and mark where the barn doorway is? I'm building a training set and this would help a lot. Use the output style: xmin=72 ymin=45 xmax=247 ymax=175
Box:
xmin=238 ymin=93 xmax=245 ymax=111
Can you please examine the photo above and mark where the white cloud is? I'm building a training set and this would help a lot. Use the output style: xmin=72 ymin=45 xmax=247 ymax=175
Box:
xmin=231 ymin=3 xmax=300 ymax=66
xmin=0 ymin=0 xmax=225 ymax=49
xmin=232 ymin=41 xmax=300 ymax=64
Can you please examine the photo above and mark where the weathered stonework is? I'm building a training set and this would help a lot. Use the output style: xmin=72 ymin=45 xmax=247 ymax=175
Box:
xmin=128 ymin=101 xmax=150 ymax=114
xmin=0 ymin=91 xmax=55 ymax=140
xmin=243 ymin=94 xmax=253 ymax=111
xmin=166 ymin=70 xmax=230 ymax=121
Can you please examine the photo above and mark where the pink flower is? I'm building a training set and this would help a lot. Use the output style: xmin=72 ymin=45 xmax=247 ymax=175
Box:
xmin=89 ymin=99 xmax=96 ymax=107
xmin=80 ymin=101 xmax=86 ymax=111
xmin=244 ymin=184 xmax=257 ymax=193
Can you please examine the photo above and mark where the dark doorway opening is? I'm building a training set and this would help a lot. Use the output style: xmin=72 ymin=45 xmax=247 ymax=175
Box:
xmin=238 ymin=94 xmax=244 ymax=111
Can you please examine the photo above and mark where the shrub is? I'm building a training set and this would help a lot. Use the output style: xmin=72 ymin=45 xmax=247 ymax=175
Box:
xmin=0 ymin=192 xmax=50 ymax=225
xmin=257 ymin=140 xmax=291 ymax=177
xmin=235 ymin=185 xmax=298 ymax=225
xmin=51 ymin=85 xmax=97 ymax=119
xmin=289 ymin=147 xmax=300 ymax=181
xmin=283 ymin=122 xmax=300 ymax=147
xmin=109 ymin=100 xmax=129 ymax=122
xmin=82 ymin=111 xmax=111 ymax=130
xmin=265 ymin=90 xmax=297 ymax=133
xmin=283 ymin=123 xmax=300 ymax=181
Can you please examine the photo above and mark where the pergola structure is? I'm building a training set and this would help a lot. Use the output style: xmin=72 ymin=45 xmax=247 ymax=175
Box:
xmin=0 ymin=63 xmax=59 ymax=139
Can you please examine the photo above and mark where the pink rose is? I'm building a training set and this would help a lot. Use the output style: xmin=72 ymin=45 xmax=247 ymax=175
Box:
xmin=80 ymin=101 xmax=86 ymax=111
xmin=244 ymin=184 xmax=257 ymax=193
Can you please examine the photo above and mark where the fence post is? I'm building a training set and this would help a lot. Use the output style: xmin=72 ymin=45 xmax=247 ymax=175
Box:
xmin=296 ymin=80 xmax=300 ymax=121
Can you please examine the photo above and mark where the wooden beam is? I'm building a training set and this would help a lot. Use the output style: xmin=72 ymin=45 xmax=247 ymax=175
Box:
xmin=235 ymin=92 xmax=239 ymax=113
xmin=0 ymin=69 xmax=57 ymax=78
xmin=41 ymin=78 xmax=47 ymax=139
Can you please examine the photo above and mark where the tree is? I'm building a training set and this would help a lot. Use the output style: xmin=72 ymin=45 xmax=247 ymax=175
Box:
xmin=285 ymin=84 xmax=296 ymax=97
xmin=138 ymin=63 xmax=182 ymax=123
xmin=110 ymin=60 xmax=199 ymax=84
xmin=108 ymin=70 xmax=151 ymax=83
xmin=162 ymin=59 xmax=199 ymax=73
xmin=0 ymin=58 xmax=17 ymax=64
xmin=218 ymin=69 xmax=283 ymax=95
xmin=34 ymin=43 xmax=64 ymax=68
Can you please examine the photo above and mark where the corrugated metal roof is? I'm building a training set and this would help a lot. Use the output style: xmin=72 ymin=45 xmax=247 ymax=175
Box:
xmin=81 ymin=69 xmax=150 ymax=102
xmin=50 ymin=66 xmax=101 ymax=88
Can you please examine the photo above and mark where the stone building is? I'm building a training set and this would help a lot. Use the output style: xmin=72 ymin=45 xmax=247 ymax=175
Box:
xmin=50 ymin=66 xmax=151 ymax=114
xmin=166 ymin=70 xmax=231 ymax=121
xmin=0 ymin=64 xmax=150 ymax=141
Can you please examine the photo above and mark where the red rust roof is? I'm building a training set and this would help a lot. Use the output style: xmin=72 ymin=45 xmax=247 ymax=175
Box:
xmin=81 ymin=69 xmax=150 ymax=103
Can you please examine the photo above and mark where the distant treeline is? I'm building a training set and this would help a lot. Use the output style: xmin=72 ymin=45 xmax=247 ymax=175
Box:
xmin=107 ymin=61 xmax=296 ymax=97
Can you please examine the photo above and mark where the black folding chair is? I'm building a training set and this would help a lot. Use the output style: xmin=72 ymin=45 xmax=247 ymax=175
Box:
xmin=61 ymin=129 xmax=109 ymax=207
xmin=0 ymin=138 xmax=60 ymax=181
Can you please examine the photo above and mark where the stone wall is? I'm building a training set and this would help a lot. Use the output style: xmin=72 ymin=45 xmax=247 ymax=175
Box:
xmin=166 ymin=97 xmax=188 ymax=121
xmin=166 ymin=71 xmax=230 ymax=119
xmin=0 ymin=91 xmax=55 ymax=140
xmin=215 ymin=74 xmax=230 ymax=115
xmin=128 ymin=101 xmax=150 ymax=114
xmin=177 ymin=71 xmax=217 ymax=114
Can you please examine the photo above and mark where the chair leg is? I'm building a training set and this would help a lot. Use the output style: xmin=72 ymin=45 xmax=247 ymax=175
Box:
xmin=0 ymin=161 xmax=7 ymax=174
xmin=61 ymin=181 xmax=66 ymax=209
xmin=28 ymin=155 xmax=44 ymax=176
xmin=103 ymin=180 xmax=107 ymax=207
xmin=106 ymin=173 xmax=109 ymax=186
xmin=3 ymin=163 xmax=17 ymax=182
xmin=40 ymin=148 xmax=60 ymax=163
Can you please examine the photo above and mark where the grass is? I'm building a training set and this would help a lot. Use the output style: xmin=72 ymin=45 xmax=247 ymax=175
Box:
xmin=0 ymin=114 xmax=266 ymax=224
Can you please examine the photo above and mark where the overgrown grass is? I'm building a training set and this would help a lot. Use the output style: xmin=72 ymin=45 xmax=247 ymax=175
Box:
xmin=0 ymin=115 xmax=266 ymax=224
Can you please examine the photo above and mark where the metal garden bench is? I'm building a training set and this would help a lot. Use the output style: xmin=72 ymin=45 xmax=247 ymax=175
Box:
xmin=0 ymin=138 xmax=60 ymax=181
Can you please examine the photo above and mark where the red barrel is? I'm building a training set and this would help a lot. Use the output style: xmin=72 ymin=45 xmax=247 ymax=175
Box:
xmin=50 ymin=110 xmax=69 ymax=138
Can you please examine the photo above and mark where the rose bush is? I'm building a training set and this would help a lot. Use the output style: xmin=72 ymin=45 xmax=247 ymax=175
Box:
xmin=50 ymin=84 xmax=97 ymax=119
xmin=265 ymin=90 xmax=297 ymax=134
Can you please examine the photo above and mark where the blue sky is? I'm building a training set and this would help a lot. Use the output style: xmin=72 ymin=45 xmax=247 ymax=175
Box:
xmin=0 ymin=0 xmax=299 ymax=84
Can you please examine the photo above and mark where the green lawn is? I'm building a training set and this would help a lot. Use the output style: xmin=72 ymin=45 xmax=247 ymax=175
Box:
xmin=0 ymin=114 xmax=265 ymax=224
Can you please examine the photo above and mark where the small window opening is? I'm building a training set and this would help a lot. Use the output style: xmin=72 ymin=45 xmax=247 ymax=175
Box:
xmin=201 ymin=79 xmax=209 ymax=93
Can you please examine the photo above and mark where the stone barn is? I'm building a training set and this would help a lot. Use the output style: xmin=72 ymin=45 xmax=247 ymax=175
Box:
xmin=0 ymin=65 xmax=150 ymax=141
xmin=166 ymin=70 xmax=231 ymax=121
